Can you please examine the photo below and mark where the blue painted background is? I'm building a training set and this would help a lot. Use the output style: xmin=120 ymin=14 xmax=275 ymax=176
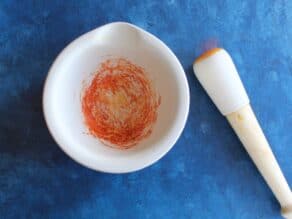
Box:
xmin=0 ymin=0 xmax=291 ymax=218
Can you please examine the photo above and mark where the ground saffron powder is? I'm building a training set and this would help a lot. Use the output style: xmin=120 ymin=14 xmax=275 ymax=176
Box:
xmin=82 ymin=58 xmax=160 ymax=149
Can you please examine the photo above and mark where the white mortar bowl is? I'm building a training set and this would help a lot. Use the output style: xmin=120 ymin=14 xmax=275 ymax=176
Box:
xmin=43 ymin=22 xmax=189 ymax=173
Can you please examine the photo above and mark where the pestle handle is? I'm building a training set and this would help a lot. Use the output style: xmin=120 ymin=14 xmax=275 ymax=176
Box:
xmin=227 ymin=105 xmax=292 ymax=218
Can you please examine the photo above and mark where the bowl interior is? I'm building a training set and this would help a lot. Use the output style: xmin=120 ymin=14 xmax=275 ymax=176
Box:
xmin=44 ymin=23 xmax=189 ymax=173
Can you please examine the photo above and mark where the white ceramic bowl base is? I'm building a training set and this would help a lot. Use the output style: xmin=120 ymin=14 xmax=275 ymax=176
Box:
xmin=43 ymin=22 xmax=190 ymax=173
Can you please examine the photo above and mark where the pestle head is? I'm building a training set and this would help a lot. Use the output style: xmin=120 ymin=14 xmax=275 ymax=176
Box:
xmin=193 ymin=48 xmax=249 ymax=115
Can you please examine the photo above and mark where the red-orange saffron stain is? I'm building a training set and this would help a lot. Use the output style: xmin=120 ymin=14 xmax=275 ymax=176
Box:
xmin=82 ymin=58 xmax=161 ymax=149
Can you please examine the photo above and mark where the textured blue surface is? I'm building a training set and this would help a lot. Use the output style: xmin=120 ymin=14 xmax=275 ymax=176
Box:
xmin=0 ymin=1 xmax=291 ymax=218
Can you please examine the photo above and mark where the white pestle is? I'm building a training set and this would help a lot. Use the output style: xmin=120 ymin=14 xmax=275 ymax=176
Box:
xmin=193 ymin=48 xmax=292 ymax=218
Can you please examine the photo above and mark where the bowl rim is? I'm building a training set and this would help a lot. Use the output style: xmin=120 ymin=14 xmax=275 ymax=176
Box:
xmin=42 ymin=21 xmax=190 ymax=173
